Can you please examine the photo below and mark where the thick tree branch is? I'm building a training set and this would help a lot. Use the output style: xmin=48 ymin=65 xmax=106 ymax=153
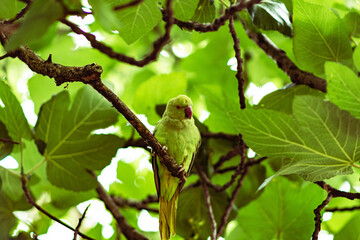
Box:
xmin=90 ymin=171 xmax=148 ymax=240
xmin=112 ymin=195 xmax=159 ymax=213
xmin=245 ymin=29 xmax=327 ymax=92
xmin=162 ymin=0 xmax=262 ymax=32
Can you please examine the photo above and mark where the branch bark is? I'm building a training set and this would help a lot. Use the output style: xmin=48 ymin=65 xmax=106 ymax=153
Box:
xmin=90 ymin=171 xmax=149 ymax=240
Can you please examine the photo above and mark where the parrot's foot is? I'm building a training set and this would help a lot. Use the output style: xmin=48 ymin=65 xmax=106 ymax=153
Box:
xmin=177 ymin=165 xmax=187 ymax=184
xmin=162 ymin=145 xmax=168 ymax=151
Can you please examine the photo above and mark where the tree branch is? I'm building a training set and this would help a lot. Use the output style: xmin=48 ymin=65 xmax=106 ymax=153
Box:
xmin=60 ymin=0 xmax=174 ymax=67
xmin=229 ymin=16 xmax=246 ymax=109
xmin=217 ymin=166 xmax=249 ymax=238
xmin=312 ymin=194 xmax=332 ymax=240
xmin=74 ymin=204 xmax=91 ymax=240
xmin=162 ymin=0 xmax=262 ymax=32
xmin=244 ymin=29 xmax=327 ymax=92
xmin=113 ymin=0 xmax=143 ymax=11
xmin=197 ymin=164 xmax=217 ymax=240
xmin=213 ymin=145 xmax=241 ymax=172
xmin=112 ymin=195 xmax=159 ymax=213
xmin=0 ymin=137 xmax=19 ymax=144
xmin=201 ymin=132 xmax=239 ymax=142
xmin=90 ymin=171 xmax=148 ymax=240
xmin=20 ymin=175 xmax=94 ymax=240
xmin=326 ymin=205 xmax=360 ymax=212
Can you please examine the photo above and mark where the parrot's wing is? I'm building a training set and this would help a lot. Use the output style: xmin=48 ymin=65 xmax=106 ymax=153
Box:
xmin=187 ymin=138 xmax=201 ymax=176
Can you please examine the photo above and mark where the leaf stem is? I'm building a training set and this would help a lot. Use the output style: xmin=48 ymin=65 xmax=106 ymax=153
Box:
xmin=351 ymin=162 xmax=360 ymax=169
xmin=26 ymin=157 xmax=47 ymax=176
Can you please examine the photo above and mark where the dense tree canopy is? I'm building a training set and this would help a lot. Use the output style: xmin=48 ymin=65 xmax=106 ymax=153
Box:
xmin=0 ymin=0 xmax=360 ymax=239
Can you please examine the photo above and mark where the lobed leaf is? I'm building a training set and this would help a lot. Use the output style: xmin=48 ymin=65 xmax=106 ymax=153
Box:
xmin=249 ymin=0 xmax=292 ymax=37
xmin=293 ymin=0 xmax=353 ymax=75
xmin=0 ymin=80 xmax=32 ymax=141
xmin=326 ymin=62 xmax=360 ymax=120
xmin=35 ymin=86 xmax=122 ymax=191
xmin=229 ymin=96 xmax=360 ymax=181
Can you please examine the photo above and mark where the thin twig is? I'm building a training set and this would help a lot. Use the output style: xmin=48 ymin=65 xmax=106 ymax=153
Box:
xmin=20 ymin=176 xmax=94 ymax=240
xmin=74 ymin=204 xmax=91 ymax=240
xmin=213 ymin=145 xmax=241 ymax=172
xmin=2 ymin=0 xmax=32 ymax=24
xmin=229 ymin=16 xmax=246 ymax=109
xmin=326 ymin=205 xmax=360 ymax=212
xmin=161 ymin=0 xmax=262 ymax=32
xmin=216 ymin=166 xmax=249 ymax=238
xmin=90 ymin=171 xmax=148 ymax=240
xmin=312 ymin=194 xmax=333 ymax=240
xmin=60 ymin=0 xmax=174 ymax=67
xmin=201 ymin=132 xmax=239 ymax=142
xmin=217 ymin=156 xmax=267 ymax=174
xmin=197 ymin=164 xmax=217 ymax=240
xmin=0 ymin=137 xmax=19 ymax=144
xmin=112 ymin=195 xmax=159 ymax=213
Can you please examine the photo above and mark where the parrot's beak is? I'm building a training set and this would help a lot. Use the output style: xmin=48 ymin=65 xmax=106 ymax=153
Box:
xmin=184 ymin=106 xmax=192 ymax=119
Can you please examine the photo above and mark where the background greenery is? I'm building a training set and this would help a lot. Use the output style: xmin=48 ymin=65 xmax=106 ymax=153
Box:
xmin=0 ymin=0 xmax=360 ymax=239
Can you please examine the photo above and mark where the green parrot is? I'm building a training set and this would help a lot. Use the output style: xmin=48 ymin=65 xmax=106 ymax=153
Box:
xmin=152 ymin=95 xmax=201 ymax=240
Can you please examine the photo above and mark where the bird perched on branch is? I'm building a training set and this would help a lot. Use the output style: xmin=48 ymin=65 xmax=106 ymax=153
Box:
xmin=152 ymin=95 xmax=201 ymax=240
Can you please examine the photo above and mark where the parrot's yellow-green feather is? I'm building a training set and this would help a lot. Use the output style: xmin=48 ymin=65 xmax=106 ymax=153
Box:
xmin=152 ymin=95 xmax=201 ymax=240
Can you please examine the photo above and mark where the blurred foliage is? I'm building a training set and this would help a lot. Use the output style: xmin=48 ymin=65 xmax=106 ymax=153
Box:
xmin=0 ymin=0 xmax=360 ymax=239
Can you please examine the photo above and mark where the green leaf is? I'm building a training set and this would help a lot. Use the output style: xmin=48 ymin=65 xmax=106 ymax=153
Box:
xmin=0 ymin=166 xmax=23 ymax=201
xmin=226 ymin=177 xmax=325 ymax=240
xmin=0 ymin=80 xmax=32 ymax=141
xmin=326 ymin=62 xmax=360 ymax=119
xmin=229 ymin=96 xmax=360 ymax=181
xmin=0 ymin=121 xmax=14 ymax=160
xmin=113 ymin=0 xmax=161 ymax=44
xmin=293 ymin=0 xmax=353 ymax=75
xmin=177 ymin=186 xmax=232 ymax=239
xmin=334 ymin=213 xmax=360 ymax=239
xmin=89 ymin=0 xmax=120 ymax=32
xmin=173 ymin=0 xmax=200 ymax=21
xmin=249 ymin=0 xmax=292 ymax=37
xmin=5 ymin=0 xmax=63 ymax=51
xmin=0 ymin=193 xmax=17 ymax=239
xmin=133 ymin=72 xmax=187 ymax=125
xmin=35 ymin=86 xmax=122 ymax=191
xmin=191 ymin=0 xmax=215 ymax=23
xmin=354 ymin=46 xmax=360 ymax=72
xmin=343 ymin=11 xmax=360 ymax=37
xmin=0 ymin=0 xmax=25 ymax=20
xmin=256 ymin=84 xmax=324 ymax=114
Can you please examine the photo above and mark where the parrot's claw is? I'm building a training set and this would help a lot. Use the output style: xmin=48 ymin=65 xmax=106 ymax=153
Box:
xmin=162 ymin=145 xmax=168 ymax=151
xmin=177 ymin=165 xmax=187 ymax=183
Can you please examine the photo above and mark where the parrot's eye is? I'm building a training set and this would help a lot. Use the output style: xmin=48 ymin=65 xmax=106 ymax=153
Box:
xmin=176 ymin=105 xmax=180 ymax=109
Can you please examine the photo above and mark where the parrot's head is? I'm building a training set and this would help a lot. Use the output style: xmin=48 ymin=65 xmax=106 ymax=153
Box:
xmin=165 ymin=95 xmax=193 ymax=120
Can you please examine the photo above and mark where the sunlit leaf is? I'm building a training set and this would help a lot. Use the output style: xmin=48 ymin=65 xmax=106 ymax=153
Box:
xmin=0 ymin=121 xmax=14 ymax=160
xmin=226 ymin=177 xmax=325 ymax=240
xmin=113 ymin=0 xmax=161 ymax=44
xmin=191 ymin=0 xmax=215 ymax=23
xmin=326 ymin=62 xmax=360 ymax=119
xmin=229 ymin=96 xmax=360 ymax=181
xmin=249 ymin=0 xmax=292 ymax=36
xmin=343 ymin=11 xmax=360 ymax=37
xmin=34 ymin=86 xmax=122 ymax=191
xmin=173 ymin=0 xmax=200 ymax=21
xmin=293 ymin=0 xmax=353 ymax=75
xmin=0 ymin=80 xmax=32 ymax=141
xmin=0 ymin=0 xmax=25 ymax=20
xmin=5 ymin=0 xmax=63 ymax=51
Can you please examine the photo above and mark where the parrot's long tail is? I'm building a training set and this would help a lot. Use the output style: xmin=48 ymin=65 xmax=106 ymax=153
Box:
xmin=159 ymin=190 xmax=179 ymax=240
